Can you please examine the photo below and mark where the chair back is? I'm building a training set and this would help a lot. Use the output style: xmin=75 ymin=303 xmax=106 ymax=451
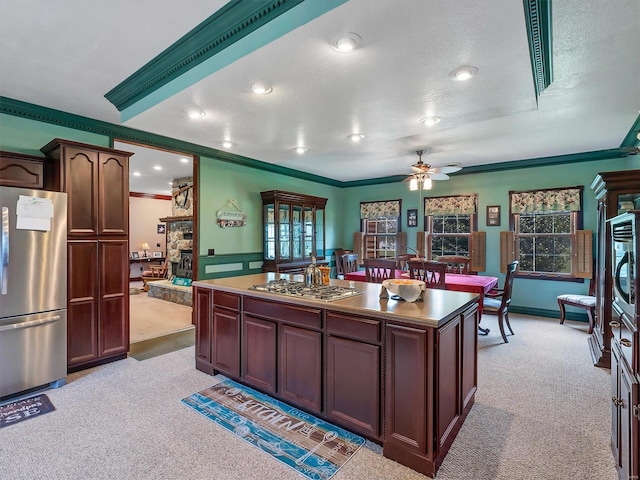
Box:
xmin=333 ymin=249 xmax=352 ymax=278
xmin=363 ymin=258 xmax=396 ymax=283
xmin=394 ymin=254 xmax=415 ymax=271
xmin=498 ymin=261 xmax=519 ymax=310
xmin=407 ymin=260 xmax=447 ymax=289
xmin=341 ymin=253 xmax=359 ymax=275
xmin=436 ymin=255 xmax=471 ymax=274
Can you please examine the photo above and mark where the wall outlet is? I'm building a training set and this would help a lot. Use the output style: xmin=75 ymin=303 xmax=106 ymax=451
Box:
xmin=208 ymin=248 xmax=215 ymax=256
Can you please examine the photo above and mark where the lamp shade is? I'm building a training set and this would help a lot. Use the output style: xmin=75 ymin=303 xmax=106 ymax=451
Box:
xmin=140 ymin=242 xmax=150 ymax=250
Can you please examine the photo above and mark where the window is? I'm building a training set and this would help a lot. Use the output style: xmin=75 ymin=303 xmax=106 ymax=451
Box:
xmin=359 ymin=200 xmax=403 ymax=259
xmin=424 ymin=194 xmax=477 ymax=259
xmin=508 ymin=186 xmax=589 ymax=278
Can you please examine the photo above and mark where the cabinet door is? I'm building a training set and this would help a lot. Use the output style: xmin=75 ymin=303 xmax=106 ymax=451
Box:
xmin=194 ymin=287 xmax=213 ymax=365
xmin=65 ymin=147 xmax=99 ymax=236
xmin=242 ymin=314 xmax=277 ymax=393
xmin=619 ymin=357 xmax=638 ymax=480
xmin=385 ymin=323 xmax=431 ymax=457
xmin=461 ymin=307 xmax=478 ymax=409
xmin=98 ymin=152 xmax=128 ymax=235
xmin=212 ymin=307 xmax=240 ymax=377
xmin=0 ymin=152 xmax=44 ymax=189
xmin=67 ymin=241 xmax=99 ymax=366
xmin=278 ymin=324 xmax=322 ymax=413
xmin=436 ymin=317 xmax=461 ymax=451
xmin=327 ymin=335 xmax=380 ymax=438
xmin=98 ymin=240 xmax=129 ymax=357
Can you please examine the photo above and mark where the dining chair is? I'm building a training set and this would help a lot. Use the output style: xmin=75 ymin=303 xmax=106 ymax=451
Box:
xmin=483 ymin=260 xmax=518 ymax=343
xmin=394 ymin=254 xmax=415 ymax=271
xmin=341 ymin=253 xmax=359 ymax=276
xmin=557 ymin=277 xmax=596 ymax=334
xmin=333 ymin=249 xmax=352 ymax=279
xmin=436 ymin=255 xmax=471 ymax=274
xmin=363 ymin=258 xmax=397 ymax=283
xmin=407 ymin=260 xmax=447 ymax=289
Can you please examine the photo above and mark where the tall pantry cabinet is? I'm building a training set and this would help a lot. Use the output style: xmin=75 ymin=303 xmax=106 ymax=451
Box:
xmin=41 ymin=139 xmax=133 ymax=371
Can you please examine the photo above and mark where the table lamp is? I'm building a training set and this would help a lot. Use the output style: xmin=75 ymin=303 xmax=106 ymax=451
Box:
xmin=140 ymin=242 xmax=150 ymax=258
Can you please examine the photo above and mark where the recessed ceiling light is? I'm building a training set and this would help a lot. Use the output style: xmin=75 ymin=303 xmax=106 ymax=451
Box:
xmin=153 ymin=165 xmax=162 ymax=171
xmin=420 ymin=116 xmax=441 ymax=126
xmin=167 ymin=182 xmax=173 ymax=186
xmin=330 ymin=32 xmax=362 ymax=53
xmin=133 ymin=171 xmax=141 ymax=177
xmin=222 ymin=141 xmax=234 ymax=148
xmin=188 ymin=110 xmax=206 ymax=119
xmin=449 ymin=65 xmax=479 ymax=81
xmin=251 ymin=83 xmax=272 ymax=95
xmin=348 ymin=133 xmax=365 ymax=142
xmin=294 ymin=147 xmax=308 ymax=154
xmin=180 ymin=158 xmax=189 ymax=163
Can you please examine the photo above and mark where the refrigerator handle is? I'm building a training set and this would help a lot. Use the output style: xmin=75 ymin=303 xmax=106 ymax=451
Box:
xmin=1 ymin=206 xmax=8 ymax=295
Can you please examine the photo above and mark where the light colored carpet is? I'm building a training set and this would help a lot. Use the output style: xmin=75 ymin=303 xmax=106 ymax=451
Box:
xmin=0 ymin=314 xmax=618 ymax=480
xmin=130 ymin=291 xmax=193 ymax=343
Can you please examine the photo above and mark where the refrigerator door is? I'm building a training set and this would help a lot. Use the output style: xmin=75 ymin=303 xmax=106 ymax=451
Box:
xmin=0 ymin=309 xmax=67 ymax=398
xmin=0 ymin=187 xmax=67 ymax=318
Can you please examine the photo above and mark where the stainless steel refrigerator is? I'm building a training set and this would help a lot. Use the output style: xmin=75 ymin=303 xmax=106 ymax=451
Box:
xmin=0 ymin=186 xmax=67 ymax=399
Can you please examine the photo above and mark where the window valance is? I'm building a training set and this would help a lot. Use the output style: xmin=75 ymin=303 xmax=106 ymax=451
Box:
xmin=510 ymin=187 xmax=582 ymax=214
xmin=360 ymin=200 xmax=401 ymax=219
xmin=424 ymin=195 xmax=477 ymax=216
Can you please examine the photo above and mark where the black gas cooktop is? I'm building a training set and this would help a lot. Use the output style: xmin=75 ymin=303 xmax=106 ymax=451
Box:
xmin=249 ymin=279 xmax=362 ymax=302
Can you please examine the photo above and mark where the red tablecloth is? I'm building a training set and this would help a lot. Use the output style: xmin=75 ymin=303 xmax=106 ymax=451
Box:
xmin=344 ymin=270 xmax=498 ymax=316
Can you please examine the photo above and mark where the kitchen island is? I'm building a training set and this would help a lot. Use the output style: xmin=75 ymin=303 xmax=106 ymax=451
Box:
xmin=192 ymin=273 xmax=479 ymax=478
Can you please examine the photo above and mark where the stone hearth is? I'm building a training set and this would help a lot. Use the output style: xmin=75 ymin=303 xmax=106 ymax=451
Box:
xmin=148 ymin=280 xmax=192 ymax=306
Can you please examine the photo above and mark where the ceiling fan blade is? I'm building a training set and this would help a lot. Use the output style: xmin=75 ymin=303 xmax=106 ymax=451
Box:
xmin=430 ymin=172 xmax=450 ymax=180
xmin=434 ymin=165 xmax=462 ymax=174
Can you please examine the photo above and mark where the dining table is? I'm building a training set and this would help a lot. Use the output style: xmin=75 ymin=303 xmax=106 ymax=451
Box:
xmin=344 ymin=269 xmax=499 ymax=332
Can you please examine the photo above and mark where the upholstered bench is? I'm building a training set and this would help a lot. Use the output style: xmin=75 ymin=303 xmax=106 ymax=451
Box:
xmin=557 ymin=280 xmax=596 ymax=333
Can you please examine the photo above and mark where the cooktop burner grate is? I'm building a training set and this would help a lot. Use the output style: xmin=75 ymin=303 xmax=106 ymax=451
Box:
xmin=249 ymin=279 xmax=363 ymax=302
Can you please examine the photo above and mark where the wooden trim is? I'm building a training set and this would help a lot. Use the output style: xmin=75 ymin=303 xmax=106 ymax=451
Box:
xmin=353 ymin=232 xmax=364 ymax=264
xmin=416 ymin=231 xmax=426 ymax=258
xmin=500 ymin=231 xmax=515 ymax=273
xmin=130 ymin=192 xmax=171 ymax=200
xmin=574 ymin=230 xmax=593 ymax=279
xmin=470 ymin=232 xmax=486 ymax=272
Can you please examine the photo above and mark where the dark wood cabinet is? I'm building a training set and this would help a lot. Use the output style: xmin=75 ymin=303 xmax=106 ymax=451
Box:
xmin=194 ymin=286 xmax=213 ymax=370
xmin=590 ymin=170 xmax=640 ymax=368
xmin=242 ymin=314 xmax=277 ymax=394
xmin=0 ymin=151 xmax=46 ymax=189
xmin=41 ymin=139 xmax=133 ymax=371
xmin=212 ymin=308 xmax=241 ymax=377
xmin=260 ymin=190 xmax=327 ymax=273
xmin=326 ymin=312 xmax=381 ymax=439
xmin=278 ymin=323 xmax=322 ymax=413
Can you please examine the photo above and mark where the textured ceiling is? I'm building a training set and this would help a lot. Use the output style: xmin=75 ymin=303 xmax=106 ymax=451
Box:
xmin=1 ymin=0 xmax=638 ymax=194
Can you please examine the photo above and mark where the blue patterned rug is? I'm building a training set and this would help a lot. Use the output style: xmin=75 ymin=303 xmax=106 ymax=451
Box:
xmin=182 ymin=378 xmax=365 ymax=480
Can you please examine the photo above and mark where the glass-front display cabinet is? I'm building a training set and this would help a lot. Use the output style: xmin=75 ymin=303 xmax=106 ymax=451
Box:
xmin=261 ymin=190 xmax=327 ymax=273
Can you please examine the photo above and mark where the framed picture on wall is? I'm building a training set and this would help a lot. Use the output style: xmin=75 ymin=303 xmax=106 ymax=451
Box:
xmin=153 ymin=251 xmax=163 ymax=258
xmin=486 ymin=205 xmax=501 ymax=226
xmin=131 ymin=251 xmax=139 ymax=259
xmin=407 ymin=209 xmax=418 ymax=227
xmin=157 ymin=224 xmax=166 ymax=234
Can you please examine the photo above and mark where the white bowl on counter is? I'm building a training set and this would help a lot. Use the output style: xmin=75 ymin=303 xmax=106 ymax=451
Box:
xmin=381 ymin=279 xmax=426 ymax=302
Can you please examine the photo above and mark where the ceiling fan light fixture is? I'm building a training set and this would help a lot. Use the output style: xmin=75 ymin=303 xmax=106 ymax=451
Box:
xmin=420 ymin=116 xmax=441 ymax=126
xmin=423 ymin=176 xmax=433 ymax=190
xmin=331 ymin=32 xmax=362 ymax=53
xmin=251 ymin=83 xmax=272 ymax=95
xmin=409 ymin=178 xmax=418 ymax=191
xmin=449 ymin=65 xmax=479 ymax=81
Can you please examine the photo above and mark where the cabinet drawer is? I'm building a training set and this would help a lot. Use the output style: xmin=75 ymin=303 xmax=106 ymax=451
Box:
xmin=244 ymin=297 xmax=322 ymax=329
xmin=326 ymin=312 xmax=380 ymax=344
xmin=612 ymin=304 xmax=636 ymax=371
xmin=214 ymin=291 xmax=240 ymax=311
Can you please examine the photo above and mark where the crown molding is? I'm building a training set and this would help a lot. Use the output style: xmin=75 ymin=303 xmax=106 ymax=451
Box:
xmin=523 ymin=0 xmax=553 ymax=101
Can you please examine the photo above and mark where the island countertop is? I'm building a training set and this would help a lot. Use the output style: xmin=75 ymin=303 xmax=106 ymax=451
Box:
xmin=193 ymin=272 xmax=478 ymax=328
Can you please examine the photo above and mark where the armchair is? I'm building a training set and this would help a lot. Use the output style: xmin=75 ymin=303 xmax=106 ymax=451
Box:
xmin=141 ymin=258 xmax=170 ymax=291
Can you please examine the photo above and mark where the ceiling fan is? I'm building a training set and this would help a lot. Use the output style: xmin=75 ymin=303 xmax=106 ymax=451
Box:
xmin=406 ymin=149 xmax=462 ymax=191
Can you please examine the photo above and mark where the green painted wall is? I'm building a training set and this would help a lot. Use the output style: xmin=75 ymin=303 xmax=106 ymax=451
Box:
xmin=0 ymin=113 xmax=108 ymax=154
xmin=340 ymin=157 xmax=633 ymax=315
xmin=198 ymin=155 xmax=344 ymax=257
